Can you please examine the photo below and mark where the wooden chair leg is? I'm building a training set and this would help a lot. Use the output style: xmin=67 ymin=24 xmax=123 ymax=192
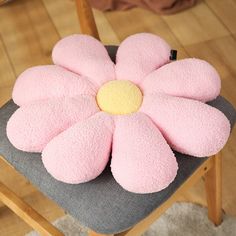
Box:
xmin=205 ymin=152 xmax=222 ymax=226
xmin=75 ymin=0 xmax=100 ymax=40
xmin=0 ymin=180 xmax=64 ymax=236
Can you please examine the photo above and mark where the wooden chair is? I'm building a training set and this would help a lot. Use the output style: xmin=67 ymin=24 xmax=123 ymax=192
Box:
xmin=0 ymin=153 xmax=223 ymax=236
xmin=0 ymin=0 xmax=234 ymax=235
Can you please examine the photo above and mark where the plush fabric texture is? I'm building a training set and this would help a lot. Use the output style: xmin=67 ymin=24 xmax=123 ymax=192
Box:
xmin=42 ymin=112 xmax=114 ymax=183
xmin=112 ymin=113 xmax=178 ymax=193
xmin=7 ymin=97 xmax=98 ymax=152
xmin=7 ymin=33 xmax=231 ymax=194
xmin=12 ymin=65 xmax=96 ymax=106
xmin=116 ymin=33 xmax=171 ymax=84
xmin=141 ymin=94 xmax=230 ymax=157
xmin=1 ymin=91 xmax=236 ymax=235
xmin=141 ymin=58 xmax=221 ymax=102
xmin=52 ymin=34 xmax=115 ymax=87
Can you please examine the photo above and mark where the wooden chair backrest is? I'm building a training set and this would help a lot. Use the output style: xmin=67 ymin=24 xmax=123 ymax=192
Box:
xmin=75 ymin=0 xmax=100 ymax=40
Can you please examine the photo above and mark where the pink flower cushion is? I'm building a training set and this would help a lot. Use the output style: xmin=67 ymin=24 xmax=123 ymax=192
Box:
xmin=7 ymin=33 xmax=230 ymax=194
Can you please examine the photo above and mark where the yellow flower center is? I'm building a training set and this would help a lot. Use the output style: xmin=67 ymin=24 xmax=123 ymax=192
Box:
xmin=96 ymin=80 xmax=143 ymax=115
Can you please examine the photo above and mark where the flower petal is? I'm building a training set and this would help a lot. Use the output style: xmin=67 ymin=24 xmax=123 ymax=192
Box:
xmin=141 ymin=94 xmax=231 ymax=157
xmin=7 ymin=96 xmax=98 ymax=152
xmin=141 ymin=59 xmax=221 ymax=102
xmin=13 ymin=65 xmax=96 ymax=106
xmin=115 ymin=33 xmax=171 ymax=84
xmin=52 ymin=34 xmax=115 ymax=87
xmin=42 ymin=112 xmax=114 ymax=184
xmin=111 ymin=112 xmax=178 ymax=194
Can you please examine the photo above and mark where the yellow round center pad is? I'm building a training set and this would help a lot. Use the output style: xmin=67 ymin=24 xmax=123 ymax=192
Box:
xmin=96 ymin=80 xmax=143 ymax=115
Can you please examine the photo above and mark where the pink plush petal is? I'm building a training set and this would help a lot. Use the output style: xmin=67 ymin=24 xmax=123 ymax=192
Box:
xmin=13 ymin=65 xmax=96 ymax=106
xmin=141 ymin=94 xmax=231 ymax=157
xmin=42 ymin=112 xmax=114 ymax=184
xmin=111 ymin=112 xmax=178 ymax=194
xmin=52 ymin=34 xmax=115 ymax=87
xmin=7 ymin=96 xmax=98 ymax=152
xmin=115 ymin=33 xmax=171 ymax=84
xmin=141 ymin=59 xmax=221 ymax=102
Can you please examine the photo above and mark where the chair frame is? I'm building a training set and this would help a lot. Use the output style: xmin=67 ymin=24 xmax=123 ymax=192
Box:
xmin=0 ymin=0 xmax=222 ymax=235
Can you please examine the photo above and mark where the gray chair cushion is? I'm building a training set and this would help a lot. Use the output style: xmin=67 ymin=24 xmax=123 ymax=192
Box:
xmin=0 ymin=47 xmax=235 ymax=234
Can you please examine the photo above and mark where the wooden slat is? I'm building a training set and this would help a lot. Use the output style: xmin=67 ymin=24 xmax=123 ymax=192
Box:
xmin=105 ymin=8 xmax=189 ymax=59
xmin=0 ymin=35 xmax=15 ymax=106
xmin=220 ymin=133 xmax=236 ymax=216
xmin=0 ymin=189 xmax=65 ymax=236
xmin=0 ymin=156 xmax=65 ymax=236
xmin=93 ymin=9 xmax=120 ymax=45
xmin=0 ymin=180 xmax=64 ymax=236
xmin=105 ymin=8 xmax=179 ymax=44
xmin=43 ymin=0 xmax=119 ymax=45
xmin=177 ymin=177 xmax=207 ymax=207
xmin=0 ymin=156 xmax=35 ymax=201
xmin=0 ymin=0 xmax=58 ymax=76
xmin=0 ymin=1 xmax=42 ymax=75
xmin=0 ymin=1 xmax=65 ymax=235
xmin=205 ymin=153 xmax=222 ymax=225
xmin=0 ymin=87 xmax=12 ymax=107
xmin=206 ymin=0 xmax=236 ymax=34
xmin=42 ymin=0 xmax=81 ymax=37
xmin=24 ymin=0 xmax=59 ymax=59
xmin=0 ymin=36 xmax=15 ymax=87
xmin=161 ymin=1 xmax=229 ymax=45
xmin=105 ymin=9 xmax=145 ymax=40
